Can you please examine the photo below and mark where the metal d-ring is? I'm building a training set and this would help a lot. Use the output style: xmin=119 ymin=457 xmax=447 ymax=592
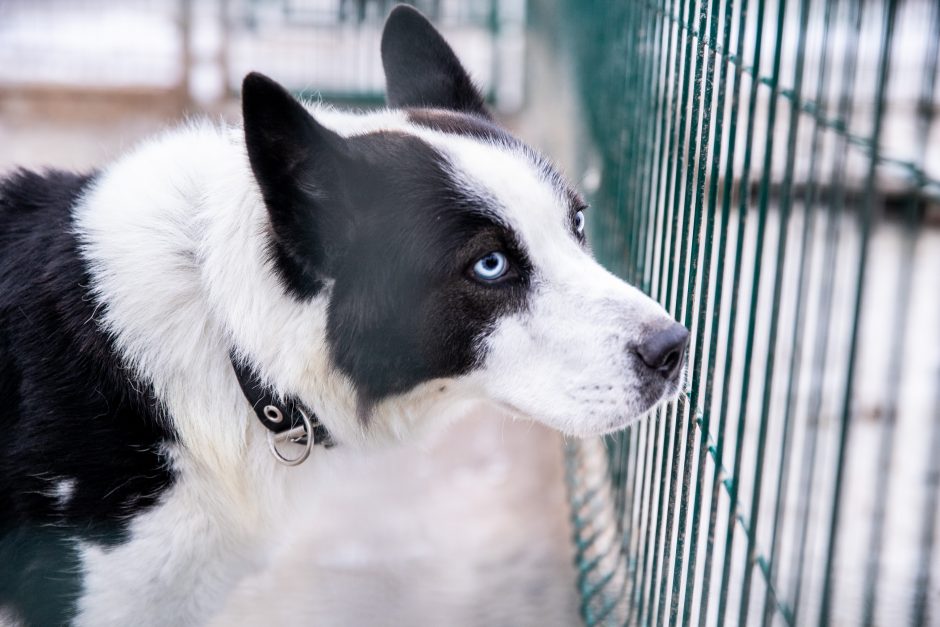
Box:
xmin=266 ymin=408 xmax=314 ymax=466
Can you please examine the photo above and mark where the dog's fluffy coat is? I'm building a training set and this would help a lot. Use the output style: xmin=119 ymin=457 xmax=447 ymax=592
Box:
xmin=0 ymin=7 xmax=684 ymax=625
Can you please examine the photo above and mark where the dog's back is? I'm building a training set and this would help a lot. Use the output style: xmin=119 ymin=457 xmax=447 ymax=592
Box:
xmin=0 ymin=170 xmax=175 ymax=625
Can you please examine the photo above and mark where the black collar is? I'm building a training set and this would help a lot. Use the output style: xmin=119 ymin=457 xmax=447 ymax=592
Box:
xmin=230 ymin=354 xmax=334 ymax=448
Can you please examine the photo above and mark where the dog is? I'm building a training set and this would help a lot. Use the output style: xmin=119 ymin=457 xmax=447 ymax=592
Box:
xmin=0 ymin=5 xmax=688 ymax=625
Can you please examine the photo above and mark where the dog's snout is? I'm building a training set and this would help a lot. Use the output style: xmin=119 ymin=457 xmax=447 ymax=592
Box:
xmin=635 ymin=323 xmax=689 ymax=379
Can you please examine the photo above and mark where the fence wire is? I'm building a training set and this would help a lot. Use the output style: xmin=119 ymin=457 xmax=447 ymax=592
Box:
xmin=559 ymin=0 xmax=940 ymax=625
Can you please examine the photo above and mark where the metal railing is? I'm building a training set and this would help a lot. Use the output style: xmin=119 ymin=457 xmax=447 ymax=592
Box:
xmin=559 ymin=1 xmax=940 ymax=625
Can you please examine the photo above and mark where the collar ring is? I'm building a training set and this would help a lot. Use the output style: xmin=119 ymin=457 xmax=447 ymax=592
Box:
xmin=266 ymin=408 xmax=314 ymax=466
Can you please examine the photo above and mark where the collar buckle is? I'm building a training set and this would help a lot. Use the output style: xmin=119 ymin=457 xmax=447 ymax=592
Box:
xmin=230 ymin=354 xmax=335 ymax=466
xmin=265 ymin=406 xmax=314 ymax=466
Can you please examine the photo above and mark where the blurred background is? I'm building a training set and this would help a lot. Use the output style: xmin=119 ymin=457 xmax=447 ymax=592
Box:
xmin=1 ymin=1 xmax=938 ymax=626
xmin=0 ymin=0 xmax=529 ymax=170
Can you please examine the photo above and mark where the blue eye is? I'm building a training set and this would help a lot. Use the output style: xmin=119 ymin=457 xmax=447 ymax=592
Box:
xmin=472 ymin=251 xmax=509 ymax=282
xmin=575 ymin=210 xmax=586 ymax=235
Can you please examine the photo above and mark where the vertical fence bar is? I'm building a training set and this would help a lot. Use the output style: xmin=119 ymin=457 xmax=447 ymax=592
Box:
xmin=650 ymin=0 xmax=681 ymax=304
xmin=788 ymin=1 xmax=864 ymax=621
xmin=620 ymin=0 xmax=642 ymax=283
xmin=630 ymin=4 xmax=672 ymax=622
xmin=645 ymin=0 xmax=689 ymax=622
xmin=608 ymin=0 xmax=636 ymax=532
xmin=818 ymin=2 xmax=897 ymax=624
xmin=681 ymin=0 xmax=735 ymax=625
xmin=631 ymin=0 xmax=659 ymax=288
xmin=608 ymin=3 xmax=634 ymax=604
xmin=699 ymin=0 xmax=752 ymax=622
xmin=860 ymin=3 xmax=938 ymax=624
xmin=626 ymin=5 xmax=663 ymax=606
xmin=636 ymin=1 xmax=679 ymax=622
xmin=623 ymin=421 xmax=647 ymax=624
xmin=759 ymin=1 xmax=818 ymax=624
xmin=656 ymin=0 xmax=701 ymax=622
xmin=909 ymin=8 xmax=940 ymax=627
xmin=734 ymin=0 xmax=795 ymax=621
xmin=669 ymin=0 xmax=717 ymax=622
xmin=610 ymin=6 xmax=648 ymax=614
xmin=631 ymin=414 xmax=659 ymax=626
xmin=601 ymin=0 xmax=630 ymax=274
xmin=913 ymin=376 xmax=940 ymax=627
xmin=715 ymin=0 xmax=770 ymax=623
xmin=637 ymin=1 xmax=666 ymax=293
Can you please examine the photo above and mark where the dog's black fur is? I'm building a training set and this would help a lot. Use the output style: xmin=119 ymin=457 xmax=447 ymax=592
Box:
xmin=243 ymin=73 xmax=533 ymax=406
xmin=0 ymin=170 xmax=176 ymax=624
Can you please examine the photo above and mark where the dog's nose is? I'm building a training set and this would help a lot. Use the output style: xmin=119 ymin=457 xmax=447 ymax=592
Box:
xmin=636 ymin=323 xmax=689 ymax=379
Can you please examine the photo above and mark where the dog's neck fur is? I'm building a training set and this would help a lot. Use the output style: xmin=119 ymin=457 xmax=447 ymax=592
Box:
xmin=69 ymin=110 xmax=500 ymax=623
xmin=77 ymin=107 xmax=489 ymax=467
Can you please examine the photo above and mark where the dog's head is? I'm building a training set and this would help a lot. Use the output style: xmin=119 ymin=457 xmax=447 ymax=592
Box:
xmin=239 ymin=5 xmax=687 ymax=440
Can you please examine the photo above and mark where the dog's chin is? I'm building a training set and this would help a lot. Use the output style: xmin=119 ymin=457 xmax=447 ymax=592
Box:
xmin=558 ymin=379 xmax=687 ymax=439
xmin=471 ymin=370 xmax=688 ymax=439
xmin=564 ymin=411 xmax=650 ymax=439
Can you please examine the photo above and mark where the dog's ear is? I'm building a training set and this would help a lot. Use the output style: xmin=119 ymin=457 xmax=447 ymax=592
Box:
xmin=381 ymin=4 xmax=489 ymax=117
xmin=242 ymin=72 xmax=351 ymax=297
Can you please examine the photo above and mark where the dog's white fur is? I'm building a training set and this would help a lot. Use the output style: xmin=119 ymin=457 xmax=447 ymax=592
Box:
xmin=67 ymin=104 xmax=677 ymax=625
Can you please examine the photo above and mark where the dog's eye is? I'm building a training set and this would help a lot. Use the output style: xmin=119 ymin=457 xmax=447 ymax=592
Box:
xmin=574 ymin=210 xmax=586 ymax=235
xmin=472 ymin=251 xmax=509 ymax=282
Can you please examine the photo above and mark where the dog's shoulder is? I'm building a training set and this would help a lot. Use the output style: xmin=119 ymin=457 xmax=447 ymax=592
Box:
xmin=0 ymin=167 xmax=93 ymax=268
xmin=0 ymin=167 xmax=178 ymax=626
xmin=0 ymin=167 xmax=92 ymax=211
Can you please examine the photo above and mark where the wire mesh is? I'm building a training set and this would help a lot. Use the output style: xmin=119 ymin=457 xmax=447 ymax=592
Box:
xmin=558 ymin=0 xmax=940 ymax=625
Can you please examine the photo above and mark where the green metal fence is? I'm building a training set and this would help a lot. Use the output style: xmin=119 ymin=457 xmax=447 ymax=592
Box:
xmin=557 ymin=0 xmax=940 ymax=625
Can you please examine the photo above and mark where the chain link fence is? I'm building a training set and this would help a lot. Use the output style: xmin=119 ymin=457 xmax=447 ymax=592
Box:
xmin=556 ymin=0 xmax=940 ymax=625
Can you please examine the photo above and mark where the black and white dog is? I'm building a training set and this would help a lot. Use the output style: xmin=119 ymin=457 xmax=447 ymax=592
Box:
xmin=0 ymin=6 xmax=688 ymax=626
